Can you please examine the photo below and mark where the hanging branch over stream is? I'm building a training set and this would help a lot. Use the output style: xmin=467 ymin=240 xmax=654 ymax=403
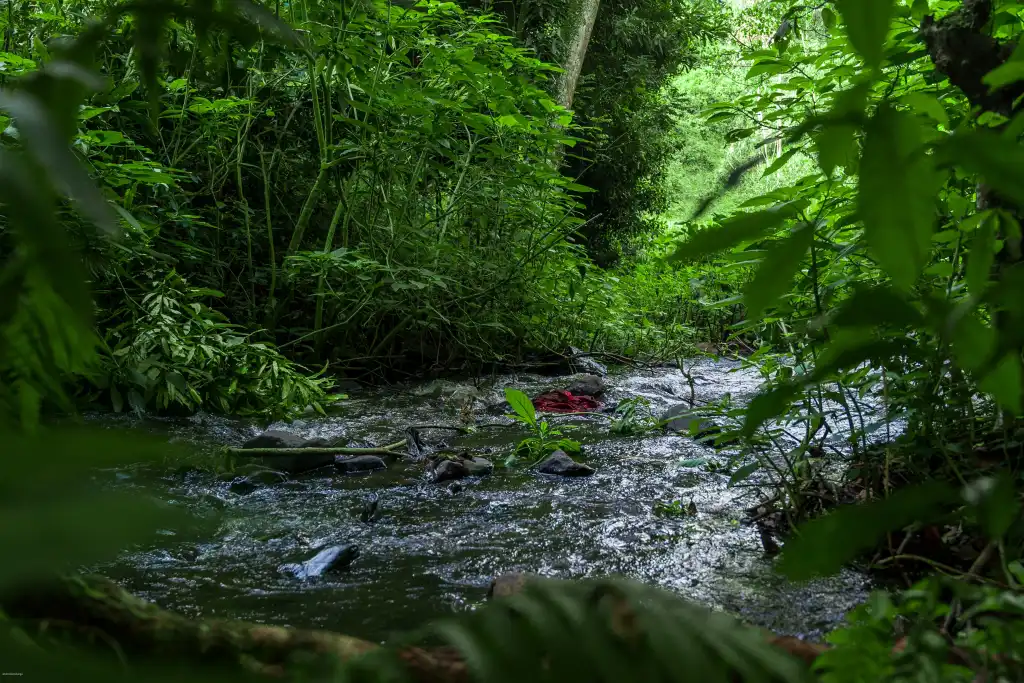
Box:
xmin=226 ymin=425 xmax=508 ymax=460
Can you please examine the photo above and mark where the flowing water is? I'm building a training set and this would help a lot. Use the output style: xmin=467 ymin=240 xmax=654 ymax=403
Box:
xmin=92 ymin=359 xmax=870 ymax=644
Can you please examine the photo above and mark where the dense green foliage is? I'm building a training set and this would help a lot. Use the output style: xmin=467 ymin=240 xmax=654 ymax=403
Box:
xmin=666 ymin=0 xmax=1024 ymax=678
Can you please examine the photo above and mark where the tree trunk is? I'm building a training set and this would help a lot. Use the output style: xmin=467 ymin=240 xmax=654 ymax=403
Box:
xmin=556 ymin=0 xmax=601 ymax=110
xmin=1 ymin=575 xmax=468 ymax=682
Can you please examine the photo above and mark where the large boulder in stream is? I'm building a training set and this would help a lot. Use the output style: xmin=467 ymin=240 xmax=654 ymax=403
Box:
xmin=241 ymin=430 xmax=337 ymax=473
xmin=334 ymin=455 xmax=387 ymax=474
xmin=660 ymin=403 xmax=716 ymax=435
xmin=567 ymin=374 xmax=606 ymax=397
xmin=535 ymin=450 xmax=595 ymax=477
xmin=282 ymin=544 xmax=360 ymax=579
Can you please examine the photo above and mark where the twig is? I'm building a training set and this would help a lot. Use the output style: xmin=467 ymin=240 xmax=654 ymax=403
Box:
xmin=227 ymin=440 xmax=408 ymax=458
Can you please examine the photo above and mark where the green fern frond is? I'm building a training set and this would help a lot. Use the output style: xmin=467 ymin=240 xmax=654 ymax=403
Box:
xmin=344 ymin=577 xmax=810 ymax=683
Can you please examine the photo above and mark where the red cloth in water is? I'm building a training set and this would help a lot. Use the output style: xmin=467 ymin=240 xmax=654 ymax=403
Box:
xmin=532 ymin=390 xmax=601 ymax=414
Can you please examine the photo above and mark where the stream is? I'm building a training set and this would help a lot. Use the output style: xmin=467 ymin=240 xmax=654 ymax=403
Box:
xmin=91 ymin=359 xmax=871 ymax=644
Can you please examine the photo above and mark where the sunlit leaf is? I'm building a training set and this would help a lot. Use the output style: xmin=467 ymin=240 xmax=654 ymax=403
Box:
xmin=505 ymin=387 xmax=536 ymax=424
xmin=743 ymin=222 xmax=812 ymax=320
xmin=671 ymin=203 xmax=802 ymax=263
xmin=834 ymin=0 xmax=895 ymax=69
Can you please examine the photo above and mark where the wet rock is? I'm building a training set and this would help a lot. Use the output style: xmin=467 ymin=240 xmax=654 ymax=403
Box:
xmin=535 ymin=450 xmax=595 ymax=477
xmin=334 ymin=455 xmax=387 ymax=474
xmin=465 ymin=457 xmax=494 ymax=476
xmin=358 ymin=494 xmax=379 ymax=524
xmin=241 ymin=430 xmax=336 ymax=474
xmin=333 ymin=379 xmax=362 ymax=393
xmin=228 ymin=470 xmax=288 ymax=494
xmin=568 ymin=347 xmax=607 ymax=376
xmin=695 ymin=342 xmax=721 ymax=356
xmin=283 ymin=544 xmax=360 ymax=578
xmin=450 ymin=384 xmax=481 ymax=405
xmin=659 ymin=403 xmax=716 ymax=435
xmin=243 ymin=430 xmax=306 ymax=449
xmin=567 ymin=374 xmax=606 ymax=397
xmin=434 ymin=459 xmax=470 ymax=483
xmin=198 ymin=493 xmax=229 ymax=510
xmin=487 ymin=572 xmax=535 ymax=599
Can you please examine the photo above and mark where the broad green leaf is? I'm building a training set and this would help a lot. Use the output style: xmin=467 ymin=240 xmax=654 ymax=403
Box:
xmin=859 ymin=106 xmax=936 ymax=289
xmin=816 ymin=84 xmax=868 ymax=176
xmin=910 ymin=0 xmax=929 ymax=20
xmin=728 ymin=461 xmax=761 ymax=487
xmin=900 ymin=92 xmax=949 ymax=127
xmin=980 ymin=353 xmax=1023 ymax=415
xmin=963 ymin=475 xmax=1019 ymax=540
xmin=984 ymin=62 xmax=1024 ymax=90
xmin=811 ymin=337 xmax=910 ymax=384
xmin=835 ymin=0 xmax=895 ymax=69
xmin=941 ymin=130 xmax=1024 ymax=207
xmin=0 ymin=89 xmax=118 ymax=235
xmin=966 ymin=214 xmax=996 ymax=296
xmin=951 ymin=313 xmax=995 ymax=372
xmin=670 ymin=203 xmax=801 ymax=263
xmin=761 ymin=147 xmax=799 ymax=176
xmin=742 ymin=384 xmax=798 ymax=437
xmin=821 ymin=7 xmax=836 ymax=29
xmin=505 ymin=387 xmax=536 ymax=424
xmin=743 ymin=222 xmax=813 ymax=320
xmin=778 ymin=481 xmax=956 ymax=580
xmin=828 ymin=286 xmax=923 ymax=328
xmin=984 ymin=41 xmax=1024 ymax=90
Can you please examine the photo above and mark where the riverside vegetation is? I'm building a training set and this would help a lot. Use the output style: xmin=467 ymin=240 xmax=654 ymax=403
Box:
xmin=5 ymin=0 xmax=1024 ymax=681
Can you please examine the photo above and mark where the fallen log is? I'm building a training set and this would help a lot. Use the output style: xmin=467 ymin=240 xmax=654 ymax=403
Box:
xmin=1 ymin=575 xmax=464 ymax=681
xmin=4 ymin=574 xmax=824 ymax=682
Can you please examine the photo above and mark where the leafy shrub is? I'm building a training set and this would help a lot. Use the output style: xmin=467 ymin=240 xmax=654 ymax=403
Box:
xmin=94 ymin=273 xmax=331 ymax=418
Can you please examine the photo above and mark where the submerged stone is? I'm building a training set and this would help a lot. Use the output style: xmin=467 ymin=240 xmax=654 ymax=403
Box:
xmin=465 ymin=457 xmax=494 ymax=476
xmin=535 ymin=450 xmax=594 ymax=477
xmin=433 ymin=459 xmax=470 ymax=483
xmin=283 ymin=544 xmax=360 ymax=578
xmin=228 ymin=470 xmax=288 ymax=494
xmin=334 ymin=455 xmax=387 ymax=474
xmin=660 ymin=403 xmax=717 ymax=435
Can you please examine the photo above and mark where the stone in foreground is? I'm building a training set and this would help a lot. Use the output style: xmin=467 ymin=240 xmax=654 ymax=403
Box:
xmin=334 ymin=455 xmax=387 ymax=474
xmin=536 ymin=450 xmax=595 ymax=477
xmin=283 ymin=544 xmax=360 ymax=578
